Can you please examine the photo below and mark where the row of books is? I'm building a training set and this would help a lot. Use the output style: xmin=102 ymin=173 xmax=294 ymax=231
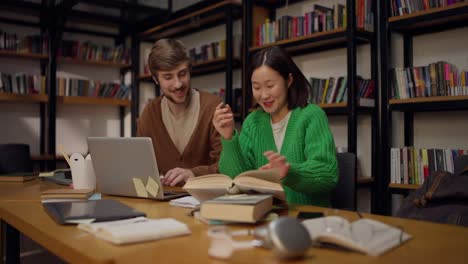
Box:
xmin=308 ymin=76 xmax=374 ymax=105
xmin=0 ymin=73 xmax=46 ymax=95
xmin=58 ymin=40 xmax=131 ymax=64
xmin=390 ymin=0 xmax=468 ymax=17
xmin=188 ymin=40 xmax=227 ymax=63
xmin=256 ymin=0 xmax=374 ymax=46
xmin=390 ymin=147 xmax=468 ymax=185
xmin=391 ymin=62 xmax=468 ymax=99
xmin=56 ymin=77 xmax=130 ymax=99
xmin=0 ymin=31 xmax=48 ymax=54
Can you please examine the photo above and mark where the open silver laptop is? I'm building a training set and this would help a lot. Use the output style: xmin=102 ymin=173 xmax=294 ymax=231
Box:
xmin=87 ymin=137 xmax=187 ymax=201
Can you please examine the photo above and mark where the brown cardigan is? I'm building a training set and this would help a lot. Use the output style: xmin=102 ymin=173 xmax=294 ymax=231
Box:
xmin=137 ymin=90 xmax=222 ymax=176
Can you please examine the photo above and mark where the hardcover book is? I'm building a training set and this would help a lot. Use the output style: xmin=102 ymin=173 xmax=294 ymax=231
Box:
xmin=200 ymin=194 xmax=273 ymax=223
xmin=183 ymin=169 xmax=284 ymax=202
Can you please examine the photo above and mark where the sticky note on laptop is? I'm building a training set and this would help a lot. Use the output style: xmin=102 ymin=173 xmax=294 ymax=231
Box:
xmin=132 ymin=178 xmax=148 ymax=198
xmin=145 ymin=176 xmax=160 ymax=198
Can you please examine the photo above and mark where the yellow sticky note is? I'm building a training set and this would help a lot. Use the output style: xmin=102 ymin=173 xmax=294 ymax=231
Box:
xmin=146 ymin=176 xmax=160 ymax=198
xmin=132 ymin=178 xmax=148 ymax=198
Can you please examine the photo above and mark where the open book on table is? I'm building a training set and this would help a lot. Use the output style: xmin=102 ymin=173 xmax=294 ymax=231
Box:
xmin=302 ymin=216 xmax=412 ymax=256
xmin=183 ymin=169 xmax=285 ymax=202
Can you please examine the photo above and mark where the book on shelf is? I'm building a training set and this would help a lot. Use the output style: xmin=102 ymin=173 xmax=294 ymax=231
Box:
xmin=58 ymin=40 xmax=131 ymax=64
xmin=188 ymin=39 xmax=233 ymax=63
xmin=390 ymin=147 xmax=468 ymax=185
xmin=0 ymin=172 xmax=38 ymax=182
xmin=0 ymin=73 xmax=46 ymax=95
xmin=390 ymin=0 xmax=468 ymax=17
xmin=0 ymin=30 xmax=48 ymax=54
xmin=302 ymin=216 xmax=412 ymax=256
xmin=77 ymin=216 xmax=191 ymax=245
xmin=200 ymin=194 xmax=273 ymax=223
xmin=308 ymin=76 xmax=374 ymax=105
xmin=255 ymin=0 xmax=373 ymax=46
xmin=183 ymin=168 xmax=285 ymax=202
xmin=391 ymin=62 xmax=468 ymax=99
xmin=55 ymin=71 xmax=130 ymax=99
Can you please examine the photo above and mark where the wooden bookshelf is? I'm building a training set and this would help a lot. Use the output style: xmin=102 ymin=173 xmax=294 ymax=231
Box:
xmin=389 ymin=2 xmax=468 ymax=22
xmin=0 ymin=93 xmax=48 ymax=103
xmin=318 ymin=100 xmax=375 ymax=115
xmin=357 ymin=177 xmax=374 ymax=188
xmin=0 ymin=50 xmax=48 ymax=60
xmin=318 ymin=102 xmax=347 ymax=108
xmin=138 ymin=74 xmax=152 ymax=82
xmin=390 ymin=95 xmax=468 ymax=105
xmin=389 ymin=2 xmax=468 ymax=33
xmin=249 ymin=28 xmax=372 ymax=55
xmin=139 ymin=0 xmax=242 ymax=40
xmin=389 ymin=183 xmax=421 ymax=190
xmin=58 ymin=57 xmax=131 ymax=68
xmin=57 ymin=96 xmax=131 ymax=107
xmin=138 ymin=57 xmax=241 ymax=81
xmin=389 ymin=95 xmax=468 ymax=111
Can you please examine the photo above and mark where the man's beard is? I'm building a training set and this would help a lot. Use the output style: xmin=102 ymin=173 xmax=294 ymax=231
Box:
xmin=165 ymin=87 xmax=191 ymax=106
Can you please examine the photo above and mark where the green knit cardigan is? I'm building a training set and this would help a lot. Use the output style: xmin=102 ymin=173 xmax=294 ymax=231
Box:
xmin=219 ymin=104 xmax=338 ymax=206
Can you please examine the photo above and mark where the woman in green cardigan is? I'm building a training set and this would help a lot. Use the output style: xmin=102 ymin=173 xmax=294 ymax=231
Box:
xmin=212 ymin=46 xmax=338 ymax=206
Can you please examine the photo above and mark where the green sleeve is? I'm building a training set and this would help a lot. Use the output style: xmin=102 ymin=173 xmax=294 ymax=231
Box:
xmin=219 ymin=119 xmax=256 ymax=178
xmin=282 ymin=108 xmax=338 ymax=196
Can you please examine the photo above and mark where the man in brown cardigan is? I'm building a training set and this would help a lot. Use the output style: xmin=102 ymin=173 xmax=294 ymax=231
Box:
xmin=137 ymin=39 xmax=224 ymax=187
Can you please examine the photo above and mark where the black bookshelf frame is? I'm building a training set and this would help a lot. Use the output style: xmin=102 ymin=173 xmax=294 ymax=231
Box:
xmin=379 ymin=1 xmax=468 ymax=214
xmin=244 ymin=0 xmax=379 ymax=211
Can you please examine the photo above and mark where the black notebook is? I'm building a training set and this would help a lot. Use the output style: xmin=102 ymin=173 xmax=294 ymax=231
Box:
xmin=43 ymin=199 xmax=146 ymax=225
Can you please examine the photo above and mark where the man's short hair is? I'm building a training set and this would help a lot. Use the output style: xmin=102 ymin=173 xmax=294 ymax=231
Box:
xmin=148 ymin=39 xmax=191 ymax=77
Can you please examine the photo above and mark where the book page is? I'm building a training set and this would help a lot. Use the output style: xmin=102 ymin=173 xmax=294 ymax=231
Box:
xmin=302 ymin=217 xmax=412 ymax=256
xmin=183 ymin=174 xmax=233 ymax=189
xmin=236 ymin=169 xmax=281 ymax=183
xmin=183 ymin=174 xmax=234 ymax=202
xmin=234 ymin=177 xmax=285 ymax=200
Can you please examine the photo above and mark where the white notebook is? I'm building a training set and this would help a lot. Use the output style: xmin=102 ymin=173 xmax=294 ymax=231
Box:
xmin=78 ymin=217 xmax=191 ymax=245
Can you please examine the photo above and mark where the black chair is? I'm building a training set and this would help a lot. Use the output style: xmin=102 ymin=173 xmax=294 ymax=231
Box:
xmin=455 ymin=155 xmax=468 ymax=175
xmin=0 ymin=144 xmax=33 ymax=174
xmin=331 ymin=152 xmax=356 ymax=210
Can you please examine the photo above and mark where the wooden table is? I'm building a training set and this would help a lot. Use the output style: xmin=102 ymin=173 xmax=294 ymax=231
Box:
xmin=1 ymin=194 xmax=468 ymax=263
xmin=0 ymin=179 xmax=68 ymax=202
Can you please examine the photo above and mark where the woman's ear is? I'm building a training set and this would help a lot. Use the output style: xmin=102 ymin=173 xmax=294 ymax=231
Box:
xmin=287 ymin=73 xmax=293 ymax=88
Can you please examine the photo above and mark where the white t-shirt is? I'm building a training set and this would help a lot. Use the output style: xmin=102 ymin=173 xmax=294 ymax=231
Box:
xmin=271 ymin=111 xmax=292 ymax=153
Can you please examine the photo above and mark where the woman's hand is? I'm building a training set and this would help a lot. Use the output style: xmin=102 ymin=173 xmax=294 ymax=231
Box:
xmin=260 ymin=151 xmax=290 ymax=179
xmin=212 ymin=102 xmax=235 ymax=140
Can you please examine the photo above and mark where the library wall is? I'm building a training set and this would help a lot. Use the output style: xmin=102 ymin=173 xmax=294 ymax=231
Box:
xmin=391 ymin=27 xmax=468 ymax=214
xmin=0 ymin=20 xmax=132 ymax=156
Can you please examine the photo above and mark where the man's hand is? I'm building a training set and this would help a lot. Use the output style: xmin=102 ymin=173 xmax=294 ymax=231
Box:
xmin=162 ymin=168 xmax=195 ymax=186
xmin=212 ymin=102 xmax=235 ymax=140
xmin=260 ymin=151 xmax=290 ymax=179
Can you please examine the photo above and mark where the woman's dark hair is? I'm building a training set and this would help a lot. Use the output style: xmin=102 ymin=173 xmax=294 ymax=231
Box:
xmin=249 ymin=46 xmax=310 ymax=109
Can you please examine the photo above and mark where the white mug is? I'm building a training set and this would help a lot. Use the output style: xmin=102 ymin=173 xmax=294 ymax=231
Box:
xmin=69 ymin=153 xmax=96 ymax=190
